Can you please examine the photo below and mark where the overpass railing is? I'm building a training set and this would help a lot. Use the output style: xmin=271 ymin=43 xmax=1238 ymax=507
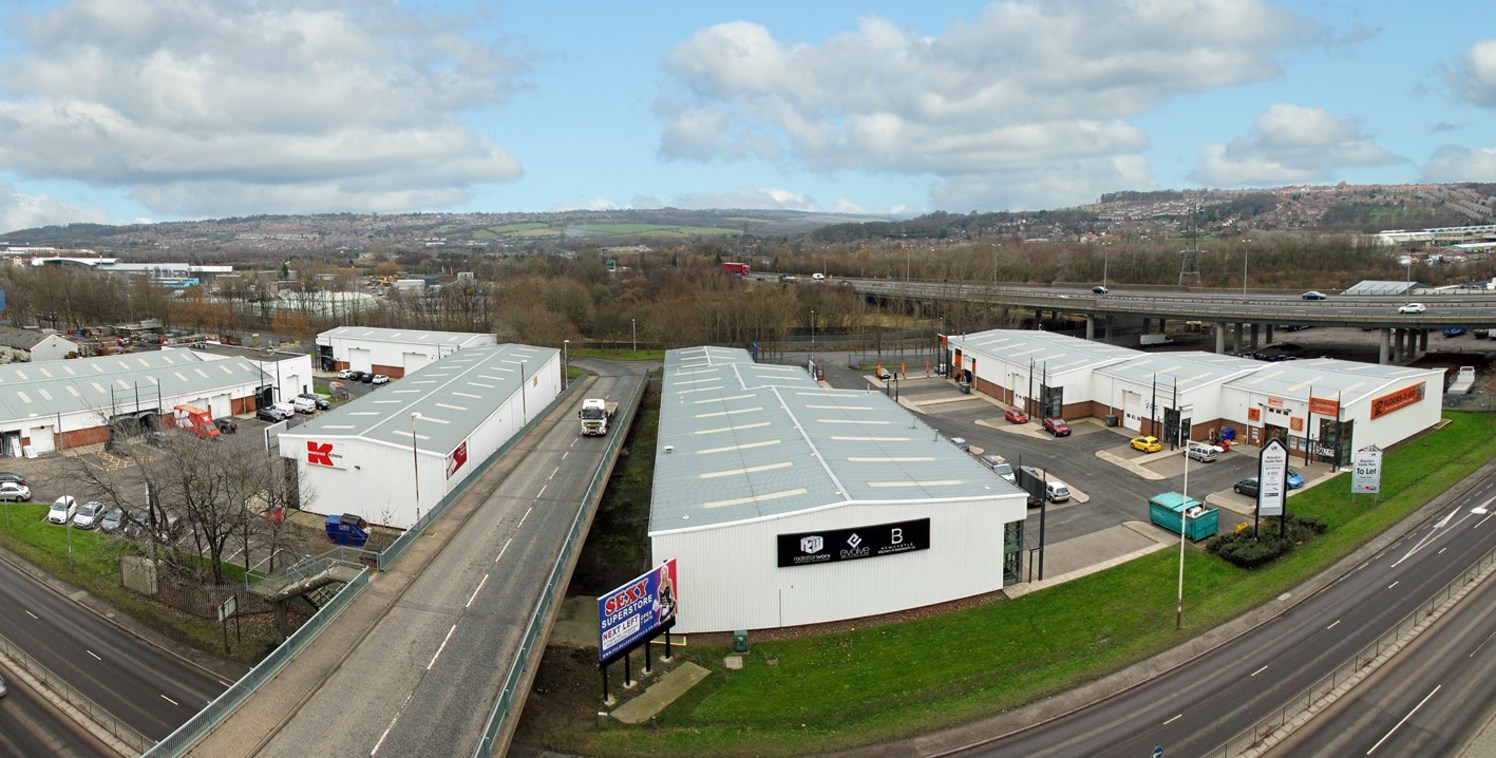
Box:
xmin=0 ymin=628 xmax=154 ymax=754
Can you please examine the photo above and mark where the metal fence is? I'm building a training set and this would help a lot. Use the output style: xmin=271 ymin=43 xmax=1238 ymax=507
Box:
xmin=471 ymin=376 xmax=646 ymax=757
xmin=1204 ymin=542 xmax=1496 ymax=757
xmin=141 ymin=566 xmax=370 ymax=757
xmin=0 ymin=631 xmax=154 ymax=754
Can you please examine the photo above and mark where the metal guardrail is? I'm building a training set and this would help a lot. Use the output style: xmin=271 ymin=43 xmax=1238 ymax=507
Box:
xmin=1205 ymin=542 xmax=1496 ymax=757
xmin=141 ymin=567 xmax=371 ymax=757
xmin=472 ymin=376 xmax=646 ymax=757
xmin=0 ymin=631 xmax=154 ymax=754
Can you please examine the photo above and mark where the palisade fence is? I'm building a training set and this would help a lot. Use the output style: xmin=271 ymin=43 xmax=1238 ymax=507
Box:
xmin=0 ymin=632 xmax=153 ymax=754
xmin=472 ymin=376 xmax=646 ymax=758
xmin=141 ymin=379 xmax=589 ymax=756
xmin=1204 ymin=541 xmax=1496 ymax=757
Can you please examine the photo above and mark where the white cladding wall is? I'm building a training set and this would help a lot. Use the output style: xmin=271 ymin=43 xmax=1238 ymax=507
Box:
xmin=1220 ymin=376 xmax=1441 ymax=453
xmin=330 ymin=333 xmax=495 ymax=372
xmin=30 ymin=334 xmax=76 ymax=361
xmin=652 ymin=496 xmax=1024 ymax=633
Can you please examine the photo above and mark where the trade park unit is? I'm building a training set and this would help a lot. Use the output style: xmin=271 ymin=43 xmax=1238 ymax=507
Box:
xmin=164 ymin=343 xmax=313 ymax=408
xmin=0 ymin=350 xmax=269 ymax=457
xmin=946 ymin=329 xmax=1445 ymax=463
xmin=316 ymin=326 xmax=496 ymax=378
xmin=649 ymin=346 xmax=1027 ymax=634
xmin=278 ymin=343 xmax=560 ymax=530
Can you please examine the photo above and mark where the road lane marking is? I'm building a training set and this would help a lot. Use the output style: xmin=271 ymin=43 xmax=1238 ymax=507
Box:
xmin=1367 ymin=685 xmax=1439 ymax=754
xmin=86 ymin=649 xmax=101 ymax=661
xmin=550 ymin=466 xmax=560 ymax=480
xmin=1472 ymin=629 xmax=1496 ymax=658
xmin=218 ymin=679 xmax=231 ymax=687
xmin=536 ymin=483 xmax=547 ymax=499
xmin=161 ymin=694 xmax=179 ymax=706
xmin=466 ymin=574 xmax=489 ymax=608
xmin=25 ymin=610 xmax=37 ymax=620
xmin=1387 ymin=581 xmax=1399 ymax=590
xmin=495 ymin=538 xmax=512 ymax=563
xmin=519 ymin=507 xmax=532 ymax=527
xmin=1251 ymin=665 xmax=1268 ymax=677
xmin=1163 ymin=713 xmax=1182 ymax=725
xmin=1327 ymin=620 xmax=1341 ymax=630
xmin=1438 ymin=547 xmax=1447 ymax=555
xmin=371 ymin=693 xmax=415 ymax=756
xmin=428 ymin=624 xmax=458 ymax=670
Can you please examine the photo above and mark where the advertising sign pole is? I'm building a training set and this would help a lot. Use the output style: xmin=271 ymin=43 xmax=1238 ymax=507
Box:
xmin=1257 ymin=438 xmax=1289 ymax=540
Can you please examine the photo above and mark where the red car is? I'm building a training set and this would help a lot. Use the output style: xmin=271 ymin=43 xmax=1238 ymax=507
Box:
xmin=1042 ymin=418 xmax=1071 ymax=437
xmin=1005 ymin=408 xmax=1029 ymax=424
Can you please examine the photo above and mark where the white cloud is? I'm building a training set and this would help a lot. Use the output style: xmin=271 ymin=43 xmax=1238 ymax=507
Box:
xmin=548 ymin=197 xmax=621 ymax=212
xmin=1422 ymin=145 xmax=1496 ymax=182
xmin=0 ymin=184 xmax=109 ymax=235
xmin=1446 ymin=38 xmax=1496 ymax=108
xmin=670 ymin=187 xmax=818 ymax=211
xmin=659 ymin=0 xmax=1313 ymax=209
xmin=0 ymin=0 xmax=524 ymax=216
xmin=1193 ymin=104 xmax=1401 ymax=186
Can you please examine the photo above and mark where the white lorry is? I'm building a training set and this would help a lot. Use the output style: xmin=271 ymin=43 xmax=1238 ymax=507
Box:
xmin=579 ymin=398 xmax=619 ymax=436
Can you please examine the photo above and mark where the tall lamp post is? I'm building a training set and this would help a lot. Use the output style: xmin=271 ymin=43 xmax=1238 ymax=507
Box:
xmin=520 ymin=361 xmax=528 ymax=422
xmin=631 ymin=319 xmax=637 ymax=354
xmin=810 ymin=310 xmax=816 ymax=347
xmin=562 ymin=339 xmax=570 ymax=390
xmin=1176 ymin=445 xmax=1193 ymax=629
xmin=411 ymin=412 xmax=422 ymax=525
xmin=1243 ymin=249 xmax=1249 ymax=296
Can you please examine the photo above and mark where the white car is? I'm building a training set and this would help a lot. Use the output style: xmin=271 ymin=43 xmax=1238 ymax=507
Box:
xmin=48 ymin=496 xmax=78 ymax=525
xmin=0 ymin=482 xmax=30 ymax=502
xmin=1397 ymin=303 xmax=1426 ymax=314
xmin=337 ymin=369 xmax=355 ymax=379
xmin=371 ymin=374 xmax=390 ymax=385
xmin=292 ymin=396 xmax=319 ymax=414
xmin=72 ymin=501 xmax=107 ymax=529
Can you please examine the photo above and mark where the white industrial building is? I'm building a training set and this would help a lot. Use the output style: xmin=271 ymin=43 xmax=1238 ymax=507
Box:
xmin=278 ymin=343 xmax=560 ymax=530
xmin=947 ymin=329 xmax=1445 ymax=463
xmin=165 ymin=344 xmax=313 ymax=407
xmin=650 ymin=346 xmax=1028 ymax=634
xmin=316 ymin=326 xmax=496 ymax=377
xmin=0 ymin=350 xmax=269 ymax=457
xmin=0 ymin=327 xmax=77 ymax=363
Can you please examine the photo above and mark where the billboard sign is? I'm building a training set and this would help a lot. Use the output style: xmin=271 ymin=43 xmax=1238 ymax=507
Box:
xmin=776 ymin=518 xmax=930 ymax=568
xmin=598 ymin=559 xmax=678 ymax=665
xmin=1257 ymin=439 xmax=1288 ymax=518
xmin=445 ymin=441 xmax=469 ymax=479
xmin=1353 ymin=447 xmax=1383 ymax=494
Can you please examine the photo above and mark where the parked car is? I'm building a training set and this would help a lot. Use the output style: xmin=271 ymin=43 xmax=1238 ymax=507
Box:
xmin=370 ymin=374 xmax=390 ymax=385
xmin=982 ymin=455 xmax=1016 ymax=483
xmin=1045 ymin=479 xmax=1071 ymax=503
xmin=48 ymin=496 xmax=78 ymax=525
xmin=949 ymin=436 xmax=969 ymax=452
xmin=1004 ymin=407 xmax=1029 ymax=424
xmin=337 ymin=369 xmax=356 ymax=379
xmin=72 ymin=501 xmax=107 ymax=529
xmin=99 ymin=507 xmax=126 ymax=533
xmin=298 ymin=392 xmax=331 ymax=410
xmin=1286 ymin=468 xmax=1304 ymax=489
xmin=1091 ymin=285 xmax=1108 ymax=294
xmin=292 ymin=396 xmax=320 ymax=414
xmin=1397 ymin=303 xmax=1426 ymax=314
xmin=1129 ymin=435 xmax=1162 ymax=453
xmin=1042 ymin=418 xmax=1071 ymax=437
xmin=256 ymin=406 xmax=290 ymax=422
xmin=1185 ymin=441 xmax=1220 ymax=462
xmin=0 ymin=482 xmax=31 ymax=502
xmin=875 ymin=367 xmax=893 ymax=380
xmin=214 ymin=417 xmax=238 ymax=434
xmin=359 ymin=372 xmax=376 ymax=383
xmin=1233 ymin=477 xmax=1260 ymax=497
xmin=1301 ymin=290 xmax=1328 ymax=300
xmin=272 ymin=401 xmax=297 ymax=417
xmin=0 ymin=472 xmax=25 ymax=486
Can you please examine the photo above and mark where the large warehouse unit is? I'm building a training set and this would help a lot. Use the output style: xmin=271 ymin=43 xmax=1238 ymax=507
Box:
xmin=278 ymin=343 xmax=560 ymax=530
xmin=0 ymin=350 xmax=268 ymax=457
xmin=650 ymin=346 xmax=1028 ymax=634
xmin=316 ymin=326 xmax=496 ymax=378
xmin=948 ymin=329 xmax=1445 ymax=460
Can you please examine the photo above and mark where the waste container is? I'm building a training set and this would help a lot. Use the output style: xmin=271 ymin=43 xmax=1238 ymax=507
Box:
xmin=958 ymin=382 xmax=971 ymax=395
xmin=1105 ymin=415 xmax=1118 ymax=427
xmin=732 ymin=630 xmax=750 ymax=653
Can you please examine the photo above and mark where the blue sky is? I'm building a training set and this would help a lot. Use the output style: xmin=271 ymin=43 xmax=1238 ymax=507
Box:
xmin=0 ymin=0 xmax=1492 ymax=234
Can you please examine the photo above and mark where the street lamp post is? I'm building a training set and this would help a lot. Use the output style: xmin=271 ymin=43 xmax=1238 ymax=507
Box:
xmin=1243 ymin=250 xmax=1249 ymax=296
xmin=1103 ymin=249 xmax=1109 ymax=289
xmin=562 ymin=339 xmax=570 ymax=390
xmin=631 ymin=319 xmax=637 ymax=354
xmin=811 ymin=310 xmax=816 ymax=347
xmin=1176 ymin=445 xmax=1192 ymax=629
xmin=411 ymin=412 xmax=422 ymax=524
xmin=520 ymin=361 xmax=528 ymax=422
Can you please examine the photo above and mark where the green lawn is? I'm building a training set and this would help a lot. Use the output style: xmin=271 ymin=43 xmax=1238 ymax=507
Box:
xmin=553 ymin=412 xmax=1496 ymax=756
xmin=570 ymin=347 xmax=666 ymax=361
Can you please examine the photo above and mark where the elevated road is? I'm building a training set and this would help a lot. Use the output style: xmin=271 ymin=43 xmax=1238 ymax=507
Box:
xmin=0 ymin=661 xmax=117 ymax=757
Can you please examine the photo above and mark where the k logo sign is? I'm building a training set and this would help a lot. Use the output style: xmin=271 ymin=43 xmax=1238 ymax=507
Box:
xmin=306 ymin=441 xmax=344 ymax=468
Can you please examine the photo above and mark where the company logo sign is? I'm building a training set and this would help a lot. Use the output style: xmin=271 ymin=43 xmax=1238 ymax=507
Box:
xmin=306 ymin=441 xmax=345 ymax=469
xmin=1371 ymin=383 xmax=1425 ymax=419
xmin=777 ymin=519 xmax=930 ymax=568
xmin=446 ymin=441 xmax=469 ymax=479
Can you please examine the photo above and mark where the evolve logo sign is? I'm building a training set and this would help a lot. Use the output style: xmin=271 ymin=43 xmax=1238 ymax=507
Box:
xmin=446 ymin=441 xmax=469 ymax=479
xmin=777 ymin=519 xmax=930 ymax=567
xmin=305 ymin=440 xmax=346 ymax=469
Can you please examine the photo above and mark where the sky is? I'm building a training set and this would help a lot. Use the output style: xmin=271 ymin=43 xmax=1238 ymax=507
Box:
xmin=0 ymin=0 xmax=1493 ymax=235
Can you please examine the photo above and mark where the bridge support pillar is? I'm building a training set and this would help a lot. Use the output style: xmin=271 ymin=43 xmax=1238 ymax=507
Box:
xmin=1085 ymin=316 xmax=1095 ymax=340
xmin=1233 ymin=322 xmax=1244 ymax=353
xmin=1379 ymin=328 xmax=1391 ymax=364
xmin=1142 ymin=318 xmax=1151 ymax=333
xmin=1214 ymin=323 xmax=1227 ymax=354
xmin=1265 ymin=324 xmax=1274 ymax=343
xmin=1159 ymin=318 xmax=1166 ymax=333
xmin=1249 ymin=323 xmax=1260 ymax=351
xmin=1104 ymin=317 xmax=1113 ymax=339
xmin=1419 ymin=328 xmax=1429 ymax=353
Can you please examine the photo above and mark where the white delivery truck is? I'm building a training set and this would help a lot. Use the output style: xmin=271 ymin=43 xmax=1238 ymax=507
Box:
xmin=579 ymin=398 xmax=619 ymax=436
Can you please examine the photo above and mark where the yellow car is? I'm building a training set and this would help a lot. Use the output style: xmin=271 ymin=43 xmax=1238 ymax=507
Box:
xmin=1130 ymin=435 xmax=1162 ymax=453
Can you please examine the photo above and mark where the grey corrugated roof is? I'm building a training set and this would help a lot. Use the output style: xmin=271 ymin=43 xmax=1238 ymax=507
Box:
xmin=316 ymin=326 xmax=492 ymax=347
xmin=1225 ymin=358 xmax=1444 ymax=405
xmin=651 ymin=347 xmax=1023 ymax=535
xmin=0 ymin=326 xmax=49 ymax=350
xmin=1097 ymin=351 xmax=1264 ymax=393
xmin=289 ymin=343 xmax=555 ymax=454
xmin=951 ymin=329 xmax=1142 ymax=373
xmin=0 ymin=350 xmax=268 ymax=422
xmin=1342 ymin=280 xmax=1417 ymax=295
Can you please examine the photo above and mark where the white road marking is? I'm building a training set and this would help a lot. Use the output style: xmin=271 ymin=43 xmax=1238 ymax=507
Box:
xmin=495 ymin=538 xmax=512 ymax=563
xmin=518 ymin=507 xmax=532 ymax=527
xmin=1388 ymin=581 xmax=1399 ymax=590
xmin=25 ymin=610 xmax=37 ymax=620
xmin=561 ymin=451 xmax=569 ymax=460
xmin=370 ymin=692 xmax=415 ymax=756
xmin=428 ymin=624 xmax=458 ymax=670
xmin=550 ymin=466 xmax=560 ymax=480
xmin=1438 ymin=547 xmax=1447 ymax=555
xmin=1251 ymin=665 xmax=1268 ymax=677
xmin=86 ymin=649 xmax=101 ymax=661
xmin=218 ymin=679 xmax=232 ymax=688
xmin=536 ymin=483 xmax=547 ymax=499
xmin=1327 ymin=619 xmax=1341 ymax=630
xmin=1471 ymin=629 xmax=1496 ymax=658
xmin=466 ymin=574 xmax=489 ymax=608
xmin=161 ymin=694 xmax=179 ymax=706
xmin=1163 ymin=713 xmax=1183 ymax=725
xmin=1367 ymin=685 xmax=1440 ymax=754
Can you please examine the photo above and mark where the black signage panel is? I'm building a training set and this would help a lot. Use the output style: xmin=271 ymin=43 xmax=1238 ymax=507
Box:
xmin=776 ymin=518 xmax=931 ymax=567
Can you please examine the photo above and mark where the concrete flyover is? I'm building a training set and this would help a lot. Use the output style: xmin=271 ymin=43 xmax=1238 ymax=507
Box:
xmin=844 ymin=278 xmax=1496 ymax=364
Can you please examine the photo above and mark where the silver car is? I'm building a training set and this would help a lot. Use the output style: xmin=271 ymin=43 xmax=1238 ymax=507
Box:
xmin=72 ymin=501 xmax=107 ymax=529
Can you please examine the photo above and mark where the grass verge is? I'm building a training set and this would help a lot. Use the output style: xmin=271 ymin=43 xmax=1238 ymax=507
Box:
xmin=541 ymin=412 xmax=1496 ymax=757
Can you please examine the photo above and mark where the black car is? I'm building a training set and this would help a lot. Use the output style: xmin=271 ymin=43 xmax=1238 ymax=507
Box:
xmin=1233 ymin=477 xmax=1260 ymax=497
xmin=298 ymin=393 xmax=331 ymax=410
xmin=214 ymin=417 xmax=238 ymax=434
xmin=256 ymin=406 xmax=289 ymax=422
xmin=0 ymin=472 xmax=24 ymax=486
xmin=359 ymin=372 xmax=375 ymax=383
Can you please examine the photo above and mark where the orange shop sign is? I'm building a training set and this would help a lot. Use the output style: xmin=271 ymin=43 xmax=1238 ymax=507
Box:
xmin=1371 ymin=382 xmax=1425 ymax=419
xmin=1309 ymin=396 xmax=1340 ymax=416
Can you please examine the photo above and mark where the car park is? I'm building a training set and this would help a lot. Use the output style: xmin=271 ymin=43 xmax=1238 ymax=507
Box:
xmin=215 ymin=417 xmax=238 ymax=434
xmin=72 ymin=501 xmax=106 ymax=529
xmin=0 ymin=482 xmax=31 ymax=502
xmin=0 ymin=472 xmax=25 ymax=486
xmin=256 ymin=406 xmax=290 ymax=422
xmin=371 ymin=374 xmax=390 ymax=385
xmin=1301 ymin=290 xmax=1328 ymax=300
xmin=1042 ymin=418 xmax=1071 ymax=437
xmin=1397 ymin=303 xmax=1426 ymax=314
xmin=1130 ymin=435 xmax=1162 ymax=453
xmin=1233 ymin=477 xmax=1260 ymax=497
xmin=48 ymin=496 xmax=78 ymax=525
xmin=99 ymin=507 xmax=126 ymax=533
xmin=1004 ymin=407 xmax=1029 ymax=424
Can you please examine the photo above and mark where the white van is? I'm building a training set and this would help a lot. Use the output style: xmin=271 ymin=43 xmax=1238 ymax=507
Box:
xmin=811 ymin=272 xmax=826 ymax=281
xmin=293 ymin=396 xmax=319 ymax=414
xmin=1045 ymin=480 xmax=1071 ymax=503
xmin=983 ymin=455 xmax=1016 ymax=484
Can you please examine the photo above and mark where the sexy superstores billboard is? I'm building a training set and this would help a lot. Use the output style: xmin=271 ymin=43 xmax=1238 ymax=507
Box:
xmin=598 ymin=559 xmax=678 ymax=665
